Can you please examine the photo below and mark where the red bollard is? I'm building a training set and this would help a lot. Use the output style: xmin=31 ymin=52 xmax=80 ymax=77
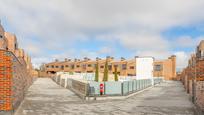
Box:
xmin=100 ymin=83 xmax=104 ymax=95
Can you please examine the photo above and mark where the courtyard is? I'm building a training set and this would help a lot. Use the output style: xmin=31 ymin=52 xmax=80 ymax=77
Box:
xmin=14 ymin=78 xmax=196 ymax=115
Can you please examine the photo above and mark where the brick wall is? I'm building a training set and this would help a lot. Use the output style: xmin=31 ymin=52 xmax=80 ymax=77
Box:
xmin=195 ymin=81 xmax=204 ymax=111
xmin=0 ymin=50 xmax=33 ymax=111
xmin=180 ymin=62 xmax=204 ymax=112
xmin=0 ymin=50 xmax=12 ymax=111
xmin=189 ymin=80 xmax=193 ymax=97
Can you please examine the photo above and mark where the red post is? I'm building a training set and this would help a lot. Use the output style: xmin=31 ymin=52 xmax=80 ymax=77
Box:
xmin=100 ymin=83 xmax=104 ymax=95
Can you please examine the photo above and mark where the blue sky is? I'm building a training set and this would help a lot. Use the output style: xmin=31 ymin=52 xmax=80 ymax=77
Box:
xmin=1 ymin=0 xmax=204 ymax=69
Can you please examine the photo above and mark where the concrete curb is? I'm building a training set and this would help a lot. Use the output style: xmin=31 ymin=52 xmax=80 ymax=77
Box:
xmin=0 ymin=111 xmax=14 ymax=115
xmin=85 ymin=85 xmax=154 ymax=101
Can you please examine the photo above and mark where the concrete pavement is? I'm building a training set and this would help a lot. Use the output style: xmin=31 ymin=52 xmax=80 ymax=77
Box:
xmin=15 ymin=78 xmax=196 ymax=115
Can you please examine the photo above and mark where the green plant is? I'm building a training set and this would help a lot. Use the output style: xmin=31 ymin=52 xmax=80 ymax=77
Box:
xmin=95 ymin=62 xmax=99 ymax=82
xmin=114 ymin=66 xmax=118 ymax=81
xmin=103 ymin=59 xmax=108 ymax=81
xmin=69 ymin=71 xmax=74 ymax=75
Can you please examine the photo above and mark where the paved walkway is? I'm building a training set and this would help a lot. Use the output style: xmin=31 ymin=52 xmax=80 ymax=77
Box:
xmin=15 ymin=78 xmax=196 ymax=115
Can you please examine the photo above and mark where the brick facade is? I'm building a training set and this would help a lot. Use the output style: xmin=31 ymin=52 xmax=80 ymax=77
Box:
xmin=179 ymin=40 xmax=204 ymax=112
xmin=0 ymin=23 xmax=7 ymax=50
xmin=0 ymin=50 xmax=33 ymax=111
xmin=195 ymin=81 xmax=204 ymax=111
xmin=0 ymin=22 xmax=33 ymax=112
xmin=0 ymin=50 xmax=12 ymax=110
xmin=4 ymin=32 xmax=18 ymax=53
xmin=41 ymin=56 xmax=176 ymax=79
xmin=153 ymin=55 xmax=177 ymax=80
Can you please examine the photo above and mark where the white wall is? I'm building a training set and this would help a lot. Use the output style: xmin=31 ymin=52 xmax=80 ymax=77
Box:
xmin=136 ymin=57 xmax=154 ymax=80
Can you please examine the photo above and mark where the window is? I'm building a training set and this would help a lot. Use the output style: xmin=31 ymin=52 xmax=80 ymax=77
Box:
xmin=76 ymin=65 xmax=80 ymax=68
xmin=88 ymin=64 xmax=92 ymax=67
xmin=87 ymin=71 xmax=93 ymax=73
xmin=130 ymin=66 xmax=134 ymax=69
xmin=128 ymin=74 xmax=135 ymax=76
xmin=154 ymin=65 xmax=162 ymax=71
xmin=100 ymin=65 xmax=104 ymax=68
xmin=61 ymin=65 xmax=64 ymax=70
xmin=46 ymin=65 xmax=49 ymax=68
xmin=122 ymin=64 xmax=127 ymax=70
xmin=52 ymin=65 xmax=54 ymax=68
xmin=113 ymin=72 xmax=120 ymax=75
xmin=65 ymin=65 xmax=69 ymax=68
xmin=0 ymin=35 xmax=3 ymax=38
xmin=15 ymin=43 xmax=18 ymax=49
xmin=55 ymin=66 xmax=59 ymax=68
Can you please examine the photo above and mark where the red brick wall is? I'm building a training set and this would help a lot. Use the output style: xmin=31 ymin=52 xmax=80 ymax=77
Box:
xmin=196 ymin=81 xmax=204 ymax=111
xmin=0 ymin=50 xmax=12 ymax=110
xmin=0 ymin=50 xmax=33 ymax=111
xmin=12 ymin=57 xmax=32 ymax=110
xmin=189 ymin=80 xmax=193 ymax=97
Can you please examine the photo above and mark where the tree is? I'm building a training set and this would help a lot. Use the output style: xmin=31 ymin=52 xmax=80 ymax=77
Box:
xmin=103 ymin=59 xmax=108 ymax=81
xmin=95 ymin=62 xmax=99 ymax=82
xmin=69 ymin=71 xmax=74 ymax=75
xmin=114 ymin=66 xmax=118 ymax=81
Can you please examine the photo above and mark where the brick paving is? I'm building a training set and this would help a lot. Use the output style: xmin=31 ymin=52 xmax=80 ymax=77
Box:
xmin=15 ymin=79 xmax=196 ymax=115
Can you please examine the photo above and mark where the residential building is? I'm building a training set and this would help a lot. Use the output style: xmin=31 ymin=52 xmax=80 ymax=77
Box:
xmin=4 ymin=32 xmax=18 ymax=53
xmin=153 ymin=55 xmax=176 ymax=80
xmin=0 ymin=23 xmax=7 ymax=49
xmin=0 ymin=21 xmax=33 ymax=112
xmin=41 ymin=56 xmax=176 ymax=80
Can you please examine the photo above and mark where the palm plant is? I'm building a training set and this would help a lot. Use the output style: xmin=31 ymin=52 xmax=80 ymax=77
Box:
xmin=114 ymin=66 xmax=118 ymax=81
xmin=103 ymin=59 xmax=108 ymax=81
xmin=95 ymin=62 xmax=99 ymax=82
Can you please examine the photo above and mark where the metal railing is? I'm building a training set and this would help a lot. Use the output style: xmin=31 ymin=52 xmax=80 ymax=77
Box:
xmin=52 ymin=74 xmax=164 ymax=99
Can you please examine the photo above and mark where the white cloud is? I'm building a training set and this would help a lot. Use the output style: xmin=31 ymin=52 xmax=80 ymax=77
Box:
xmin=32 ymin=57 xmax=52 ymax=69
xmin=174 ymin=36 xmax=204 ymax=48
xmin=174 ymin=51 xmax=190 ymax=70
xmin=117 ymin=32 xmax=169 ymax=51
xmin=1 ymin=0 xmax=204 ymax=68
xmin=98 ymin=46 xmax=113 ymax=55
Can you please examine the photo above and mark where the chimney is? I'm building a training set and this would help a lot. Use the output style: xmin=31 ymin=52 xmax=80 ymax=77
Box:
xmin=96 ymin=57 xmax=101 ymax=61
xmin=171 ymin=55 xmax=176 ymax=58
xmin=55 ymin=59 xmax=59 ymax=62
xmin=84 ymin=57 xmax=90 ymax=61
xmin=121 ymin=57 xmax=125 ymax=61
xmin=106 ymin=56 xmax=110 ymax=59
xmin=74 ymin=58 xmax=78 ymax=62
xmin=65 ymin=58 xmax=68 ymax=62
xmin=84 ymin=57 xmax=87 ymax=60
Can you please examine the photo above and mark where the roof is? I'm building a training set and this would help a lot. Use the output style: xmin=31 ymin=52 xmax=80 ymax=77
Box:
xmin=199 ymin=40 xmax=204 ymax=50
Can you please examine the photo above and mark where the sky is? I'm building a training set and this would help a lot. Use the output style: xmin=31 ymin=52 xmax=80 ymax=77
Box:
xmin=1 ymin=0 xmax=204 ymax=70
